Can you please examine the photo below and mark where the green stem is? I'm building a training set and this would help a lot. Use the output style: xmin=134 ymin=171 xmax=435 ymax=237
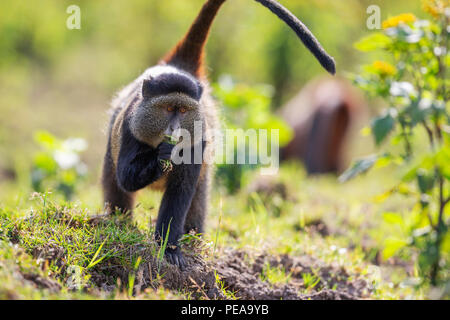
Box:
xmin=430 ymin=174 xmax=449 ymax=285
xmin=421 ymin=121 xmax=435 ymax=150
xmin=399 ymin=120 xmax=412 ymax=158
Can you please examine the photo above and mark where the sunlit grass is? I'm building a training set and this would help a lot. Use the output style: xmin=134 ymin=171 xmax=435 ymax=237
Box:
xmin=0 ymin=160 xmax=433 ymax=299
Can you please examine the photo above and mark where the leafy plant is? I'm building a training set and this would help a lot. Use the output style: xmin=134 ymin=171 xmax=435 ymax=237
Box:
xmin=341 ymin=1 xmax=449 ymax=287
xmin=159 ymin=134 xmax=178 ymax=173
xmin=302 ymin=272 xmax=321 ymax=292
xmin=31 ymin=130 xmax=88 ymax=200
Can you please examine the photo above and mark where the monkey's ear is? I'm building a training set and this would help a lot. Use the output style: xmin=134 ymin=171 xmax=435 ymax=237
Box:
xmin=142 ymin=79 xmax=153 ymax=98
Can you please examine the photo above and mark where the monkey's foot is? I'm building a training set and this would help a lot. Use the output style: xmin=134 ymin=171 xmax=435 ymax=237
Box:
xmin=165 ymin=246 xmax=187 ymax=271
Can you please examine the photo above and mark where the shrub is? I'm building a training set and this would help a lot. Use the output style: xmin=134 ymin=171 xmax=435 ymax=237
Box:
xmin=341 ymin=1 xmax=449 ymax=288
xmin=31 ymin=130 xmax=88 ymax=200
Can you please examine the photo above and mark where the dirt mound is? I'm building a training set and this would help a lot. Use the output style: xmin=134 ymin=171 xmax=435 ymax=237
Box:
xmin=5 ymin=212 xmax=372 ymax=300
xmin=21 ymin=272 xmax=61 ymax=293
xmin=123 ymin=251 xmax=223 ymax=299
xmin=293 ymin=218 xmax=331 ymax=237
xmin=247 ymin=176 xmax=290 ymax=201
xmin=216 ymin=250 xmax=301 ymax=299
xmin=31 ymin=237 xmax=224 ymax=299
xmin=215 ymin=249 xmax=370 ymax=300
xmin=27 ymin=240 xmax=372 ymax=300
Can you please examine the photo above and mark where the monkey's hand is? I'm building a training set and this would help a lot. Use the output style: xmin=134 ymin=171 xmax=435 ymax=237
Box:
xmin=165 ymin=245 xmax=187 ymax=271
xmin=118 ymin=143 xmax=174 ymax=192
xmin=155 ymin=231 xmax=187 ymax=271
xmin=157 ymin=142 xmax=176 ymax=173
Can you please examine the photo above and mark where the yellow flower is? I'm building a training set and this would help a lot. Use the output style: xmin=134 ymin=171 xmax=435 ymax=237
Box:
xmin=382 ymin=13 xmax=417 ymax=29
xmin=372 ymin=61 xmax=397 ymax=77
xmin=422 ymin=0 xmax=449 ymax=18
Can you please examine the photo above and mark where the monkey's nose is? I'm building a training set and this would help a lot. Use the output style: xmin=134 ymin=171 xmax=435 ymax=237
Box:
xmin=170 ymin=123 xmax=180 ymax=132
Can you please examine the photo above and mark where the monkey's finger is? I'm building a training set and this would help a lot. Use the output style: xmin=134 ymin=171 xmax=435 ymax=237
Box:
xmin=158 ymin=151 xmax=173 ymax=161
xmin=157 ymin=142 xmax=175 ymax=160
xmin=166 ymin=252 xmax=175 ymax=265
xmin=173 ymin=254 xmax=181 ymax=268
xmin=173 ymin=252 xmax=187 ymax=271
xmin=178 ymin=256 xmax=187 ymax=271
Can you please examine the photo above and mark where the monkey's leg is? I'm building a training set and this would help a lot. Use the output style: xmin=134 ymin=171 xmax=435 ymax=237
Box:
xmin=102 ymin=149 xmax=135 ymax=214
xmin=184 ymin=165 xmax=211 ymax=234
xmin=155 ymin=162 xmax=202 ymax=270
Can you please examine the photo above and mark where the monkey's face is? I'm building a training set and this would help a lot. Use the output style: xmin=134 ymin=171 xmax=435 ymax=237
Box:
xmin=129 ymin=71 xmax=204 ymax=148
xmin=130 ymin=93 xmax=203 ymax=148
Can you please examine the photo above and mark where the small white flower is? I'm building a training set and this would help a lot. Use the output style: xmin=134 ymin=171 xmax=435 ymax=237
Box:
xmin=63 ymin=138 xmax=88 ymax=152
xmin=54 ymin=151 xmax=79 ymax=169
xmin=414 ymin=20 xmax=429 ymax=28
xmin=434 ymin=46 xmax=444 ymax=56
xmin=390 ymin=81 xmax=416 ymax=97
xmin=405 ymin=33 xmax=421 ymax=43
xmin=419 ymin=98 xmax=432 ymax=110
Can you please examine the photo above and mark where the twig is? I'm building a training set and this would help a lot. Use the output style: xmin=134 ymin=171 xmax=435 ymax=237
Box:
xmin=422 ymin=121 xmax=435 ymax=149
xmin=189 ymin=276 xmax=210 ymax=300
xmin=431 ymin=175 xmax=449 ymax=284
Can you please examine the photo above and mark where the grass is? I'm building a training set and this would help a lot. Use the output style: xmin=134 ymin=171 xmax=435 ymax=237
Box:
xmin=0 ymin=195 xmax=185 ymax=299
xmin=260 ymin=261 xmax=292 ymax=286
xmin=301 ymin=272 xmax=321 ymax=292
xmin=0 ymin=161 xmax=445 ymax=299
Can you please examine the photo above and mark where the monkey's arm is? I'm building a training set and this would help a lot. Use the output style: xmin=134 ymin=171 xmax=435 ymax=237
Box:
xmin=155 ymin=150 xmax=203 ymax=270
xmin=116 ymin=124 xmax=173 ymax=192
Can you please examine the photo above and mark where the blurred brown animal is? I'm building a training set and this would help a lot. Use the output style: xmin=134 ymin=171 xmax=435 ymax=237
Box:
xmin=280 ymin=77 xmax=366 ymax=174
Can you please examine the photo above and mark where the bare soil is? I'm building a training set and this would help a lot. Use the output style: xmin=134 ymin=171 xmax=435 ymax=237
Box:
xmin=29 ymin=241 xmax=372 ymax=300
xmin=7 ymin=212 xmax=372 ymax=300
xmin=215 ymin=249 xmax=370 ymax=300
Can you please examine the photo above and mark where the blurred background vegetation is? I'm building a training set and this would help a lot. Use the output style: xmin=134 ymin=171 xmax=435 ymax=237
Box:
xmin=0 ymin=0 xmax=423 ymax=194
xmin=2 ymin=0 xmax=449 ymax=299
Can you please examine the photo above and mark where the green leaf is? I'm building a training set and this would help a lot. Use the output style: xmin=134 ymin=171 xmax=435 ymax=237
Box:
xmin=416 ymin=169 xmax=435 ymax=194
xmin=33 ymin=130 xmax=59 ymax=150
xmin=435 ymin=146 xmax=450 ymax=180
xmin=404 ymin=99 xmax=433 ymax=126
xmin=383 ymin=212 xmax=404 ymax=226
xmin=371 ymin=110 xmax=396 ymax=146
xmin=339 ymin=154 xmax=380 ymax=182
xmin=87 ymin=236 xmax=109 ymax=269
xmin=402 ymin=166 xmax=418 ymax=182
xmin=354 ymin=33 xmax=392 ymax=52
xmin=33 ymin=152 xmax=57 ymax=173
xmin=382 ymin=237 xmax=408 ymax=260
xmin=374 ymin=155 xmax=392 ymax=168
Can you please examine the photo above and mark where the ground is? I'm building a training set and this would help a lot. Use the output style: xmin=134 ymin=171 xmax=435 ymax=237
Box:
xmin=0 ymin=162 xmax=428 ymax=300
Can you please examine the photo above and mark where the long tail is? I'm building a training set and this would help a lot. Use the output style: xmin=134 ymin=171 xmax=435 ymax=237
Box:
xmin=255 ymin=0 xmax=335 ymax=74
xmin=163 ymin=0 xmax=226 ymax=77
xmin=163 ymin=0 xmax=336 ymax=77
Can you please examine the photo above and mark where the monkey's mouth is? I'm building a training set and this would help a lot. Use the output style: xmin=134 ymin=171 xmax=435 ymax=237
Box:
xmin=160 ymin=131 xmax=183 ymax=145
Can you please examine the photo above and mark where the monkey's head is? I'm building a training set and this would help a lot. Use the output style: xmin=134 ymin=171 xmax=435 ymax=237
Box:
xmin=129 ymin=67 xmax=204 ymax=148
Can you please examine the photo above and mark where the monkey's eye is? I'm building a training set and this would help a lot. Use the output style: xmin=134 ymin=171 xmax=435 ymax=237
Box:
xmin=179 ymin=107 xmax=187 ymax=114
xmin=167 ymin=106 xmax=175 ymax=112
